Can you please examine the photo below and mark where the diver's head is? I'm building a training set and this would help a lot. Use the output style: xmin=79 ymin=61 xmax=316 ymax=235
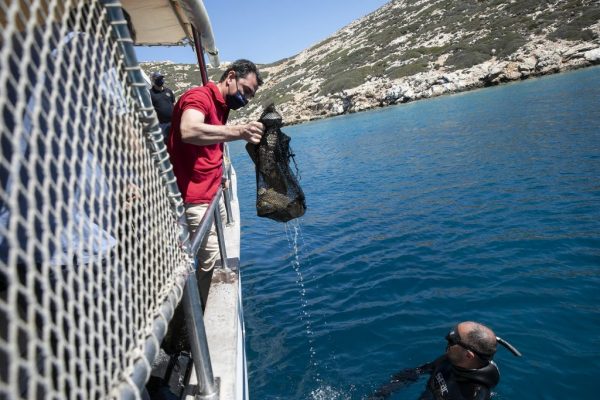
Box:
xmin=445 ymin=321 xmax=497 ymax=368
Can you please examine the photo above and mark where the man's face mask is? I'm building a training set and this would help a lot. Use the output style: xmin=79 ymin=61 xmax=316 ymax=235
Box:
xmin=154 ymin=77 xmax=164 ymax=87
xmin=226 ymin=78 xmax=249 ymax=110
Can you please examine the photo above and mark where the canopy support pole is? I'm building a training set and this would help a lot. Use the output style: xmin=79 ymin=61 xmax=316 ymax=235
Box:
xmin=192 ymin=25 xmax=209 ymax=86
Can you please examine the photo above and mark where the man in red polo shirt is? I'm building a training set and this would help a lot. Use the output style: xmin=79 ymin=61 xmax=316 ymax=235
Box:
xmin=167 ymin=59 xmax=264 ymax=277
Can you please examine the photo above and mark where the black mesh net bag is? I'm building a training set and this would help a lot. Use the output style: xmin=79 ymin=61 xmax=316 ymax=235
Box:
xmin=246 ymin=104 xmax=306 ymax=222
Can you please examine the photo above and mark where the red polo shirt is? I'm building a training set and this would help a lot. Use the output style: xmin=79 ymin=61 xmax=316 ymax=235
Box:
xmin=167 ymin=82 xmax=229 ymax=204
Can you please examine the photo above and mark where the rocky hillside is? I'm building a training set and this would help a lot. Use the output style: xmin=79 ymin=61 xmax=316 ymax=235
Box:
xmin=141 ymin=0 xmax=600 ymax=125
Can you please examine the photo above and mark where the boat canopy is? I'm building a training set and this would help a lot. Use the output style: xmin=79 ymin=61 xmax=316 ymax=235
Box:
xmin=122 ymin=0 xmax=219 ymax=67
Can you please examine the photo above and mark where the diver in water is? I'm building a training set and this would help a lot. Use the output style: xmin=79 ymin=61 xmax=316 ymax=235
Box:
xmin=369 ymin=321 xmax=521 ymax=400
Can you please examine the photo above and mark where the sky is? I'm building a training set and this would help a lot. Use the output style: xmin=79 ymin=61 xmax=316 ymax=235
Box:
xmin=134 ymin=0 xmax=390 ymax=65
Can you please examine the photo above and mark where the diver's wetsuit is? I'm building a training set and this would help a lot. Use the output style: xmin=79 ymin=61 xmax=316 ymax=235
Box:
xmin=419 ymin=356 xmax=499 ymax=400
xmin=369 ymin=355 xmax=499 ymax=400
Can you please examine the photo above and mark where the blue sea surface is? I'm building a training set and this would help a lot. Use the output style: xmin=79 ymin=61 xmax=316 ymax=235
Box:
xmin=227 ymin=66 xmax=600 ymax=400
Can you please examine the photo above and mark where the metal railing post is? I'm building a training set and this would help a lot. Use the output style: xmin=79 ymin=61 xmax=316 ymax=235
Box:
xmin=214 ymin=203 xmax=229 ymax=270
xmin=183 ymin=188 xmax=225 ymax=399
xmin=222 ymin=145 xmax=234 ymax=226
xmin=222 ymin=181 xmax=233 ymax=226
xmin=182 ymin=274 xmax=219 ymax=399
xmin=189 ymin=188 xmax=223 ymax=255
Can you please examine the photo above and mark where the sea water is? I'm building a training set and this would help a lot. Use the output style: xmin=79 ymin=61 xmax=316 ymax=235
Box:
xmin=228 ymin=66 xmax=600 ymax=399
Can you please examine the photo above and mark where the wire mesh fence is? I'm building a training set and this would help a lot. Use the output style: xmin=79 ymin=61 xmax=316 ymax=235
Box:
xmin=0 ymin=1 xmax=191 ymax=398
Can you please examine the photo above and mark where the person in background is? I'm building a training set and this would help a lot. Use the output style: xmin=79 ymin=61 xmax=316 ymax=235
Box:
xmin=369 ymin=321 xmax=522 ymax=400
xmin=166 ymin=59 xmax=264 ymax=304
xmin=150 ymin=71 xmax=175 ymax=141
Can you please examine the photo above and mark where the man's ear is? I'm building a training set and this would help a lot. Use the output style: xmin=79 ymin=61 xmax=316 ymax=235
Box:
xmin=227 ymin=70 xmax=237 ymax=82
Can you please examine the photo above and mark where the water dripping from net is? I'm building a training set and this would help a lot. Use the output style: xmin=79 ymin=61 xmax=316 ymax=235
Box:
xmin=285 ymin=220 xmax=352 ymax=399
xmin=285 ymin=218 xmax=321 ymax=385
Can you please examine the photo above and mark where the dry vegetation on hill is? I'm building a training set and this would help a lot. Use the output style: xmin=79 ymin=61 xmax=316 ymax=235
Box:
xmin=142 ymin=0 xmax=600 ymax=125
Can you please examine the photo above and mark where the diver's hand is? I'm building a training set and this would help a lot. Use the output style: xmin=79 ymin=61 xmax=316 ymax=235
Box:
xmin=239 ymin=121 xmax=264 ymax=144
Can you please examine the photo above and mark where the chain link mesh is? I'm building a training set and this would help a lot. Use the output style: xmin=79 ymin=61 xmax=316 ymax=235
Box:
xmin=1 ymin=1 xmax=191 ymax=398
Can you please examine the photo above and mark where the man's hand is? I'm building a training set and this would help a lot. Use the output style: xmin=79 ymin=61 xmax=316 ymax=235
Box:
xmin=239 ymin=121 xmax=264 ymax=144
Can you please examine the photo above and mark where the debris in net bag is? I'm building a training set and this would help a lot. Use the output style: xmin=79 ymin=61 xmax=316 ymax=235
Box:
xmin=246 ymin=104 xmax=306 ymax=222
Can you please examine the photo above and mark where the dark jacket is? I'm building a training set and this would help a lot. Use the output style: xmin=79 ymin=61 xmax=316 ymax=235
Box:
xmin=421 ymin=356 xmax=499 ymax=400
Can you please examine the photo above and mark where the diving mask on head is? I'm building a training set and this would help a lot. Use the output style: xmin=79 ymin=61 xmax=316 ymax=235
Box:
xmin=446 ymin=327 xmax=522 ymax=360
xmin=446 ymin=329 xmax=495 ymax=361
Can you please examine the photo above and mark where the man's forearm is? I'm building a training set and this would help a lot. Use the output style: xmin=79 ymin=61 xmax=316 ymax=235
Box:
xmin=181 ymin=122 xmax=242 ymax=146
xmin=179 ymin=109 xmax=263 ymax=145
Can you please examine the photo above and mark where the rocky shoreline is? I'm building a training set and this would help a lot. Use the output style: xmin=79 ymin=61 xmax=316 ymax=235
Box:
xmin=255 ymin=39 xmax=600 ymax=126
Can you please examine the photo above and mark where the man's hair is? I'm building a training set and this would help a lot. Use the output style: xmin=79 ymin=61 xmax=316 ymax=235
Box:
xmin=219 ymin=59 xmax=263 ymax=86
xmin=465 ymin=325 xmax=497 ymax=357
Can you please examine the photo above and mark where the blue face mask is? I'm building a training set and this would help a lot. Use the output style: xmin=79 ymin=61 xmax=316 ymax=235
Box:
xmin=154 ymin=77 xmax=164 ymax=87
xmin=226 ymin=79 xmax=249 ymax=110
